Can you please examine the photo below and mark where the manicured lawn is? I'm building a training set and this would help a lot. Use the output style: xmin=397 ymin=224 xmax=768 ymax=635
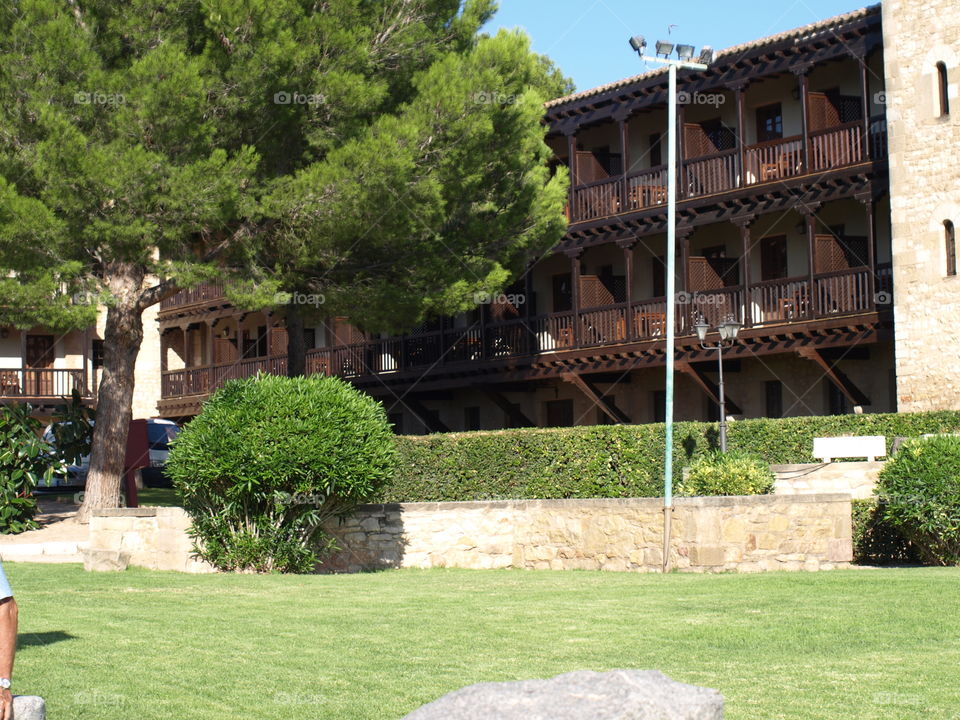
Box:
xmin=6 ymin=564 xmax=960 ymax=719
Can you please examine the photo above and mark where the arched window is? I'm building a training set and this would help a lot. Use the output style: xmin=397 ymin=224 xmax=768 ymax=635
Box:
xmin=946 ymin=220 xmax=957 ymax=277
xmin=937 ymin=62 xmax=950 ymax=117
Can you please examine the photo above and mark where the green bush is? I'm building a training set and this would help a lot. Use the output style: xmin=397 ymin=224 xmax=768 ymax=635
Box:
xmin=166 ymin=373 xmax=396 ymax=573
xmin=875 ymin=435 xmax=960 ymax=565
xmin=0 ymin=404 xmax=59 ymax=533
xmin=384 ymin=411 xmax=960 ymax=503
xmin=851 ymin=498 xmax=918 ymax=565
xmin=676 ymin=450 xmax=774 ymax=496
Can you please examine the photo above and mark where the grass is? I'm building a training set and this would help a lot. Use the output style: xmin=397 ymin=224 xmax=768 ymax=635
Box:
xmin=6 ymin=564 xmax=960 ymax=720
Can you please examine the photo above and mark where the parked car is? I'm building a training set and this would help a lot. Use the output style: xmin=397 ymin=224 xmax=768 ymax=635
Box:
xmin=41 ymin=418 xmax=181 ymax=489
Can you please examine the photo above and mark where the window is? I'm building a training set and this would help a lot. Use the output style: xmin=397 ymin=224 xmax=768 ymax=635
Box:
xmin=652 ymin=390 xmax=666 ymax=423
xmin=464 ymin=406 xmax=481 ymax=431
xmin=92 ymin=339 xmax=105 ymax=369
xmin=387 ymin=413 xmax=403 ymax=435
xmin=760 ymin=236 xmax=788 ymax=281
xmin=946 ymin=220 xmax=957 ymax=277
xmin=765 ymin=380 xmax=783 ymax=418
xmin=937 ymin=62 xmax=950 ymax=117
xmin=827 ymin=382 xmax=848 ymax=416
xmin=545 ymin=399 xmax=574 ymax=428
xmin=756 ymin=103 xmax=783 ymax=142
xmin=552 ymin=273 xmax=572 ymax=312
xmin=648 ymin=133 xmax=663 ymax=167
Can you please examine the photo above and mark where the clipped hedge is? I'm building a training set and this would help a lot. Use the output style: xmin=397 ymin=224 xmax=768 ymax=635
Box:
xmin=382 ymin=411 xmax=960 ymax=503
xmin=851 ymin=498 xmax=918 ymax=565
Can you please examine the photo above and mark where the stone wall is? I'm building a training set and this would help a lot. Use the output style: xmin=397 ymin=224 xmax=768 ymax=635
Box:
xmin=772 ymin=461 xmax=882 ymax=499
xmin=321 ymin=494 xmax=853 ymax=574
xmin=87 ymin=508 xmax=214 ymax=573
xmin=883 ymin=0 xmax=960 ymax=411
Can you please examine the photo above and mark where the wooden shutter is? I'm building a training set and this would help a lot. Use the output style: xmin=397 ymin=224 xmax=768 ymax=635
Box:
xmin=688 ymin=257 xmax=724 ymax=291
xmin=270 ymin=326 xmax=288 ymax=356
xmin=579 ymin=275 xmax=615 ymax=308
xmin=683 ymin=123 xmax=713 ymax=159
xmin=815 ymin=233 xmax=848 ymax=273
xmin=574 ymin=151 xmax=608 ymax=184
xmin=807 ymin=92 xmax=841 ymax=132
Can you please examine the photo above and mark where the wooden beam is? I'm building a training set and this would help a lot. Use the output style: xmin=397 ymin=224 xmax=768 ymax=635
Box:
xmin=483 ymin=389 xmax=535 ymax=428
xmin=797 ymin=347 xmax=870 ymax=406
xmin=677 ymin=361 xmax=744 ymax=416
xmin=404 ymin=397 xmax=450 ymax=433
xmin=561 ymin=371 xmax=631 ymax=424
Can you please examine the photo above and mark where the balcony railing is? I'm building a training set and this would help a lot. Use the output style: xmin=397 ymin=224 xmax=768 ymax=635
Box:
xmin=566 ymin=117 xmax=887 ymax=224
xmin=159 ymin=283 xmax=225 ymax=312
xmin=161 ymin=265 xmax=890 ymax=400
xmin=0 ymin=368 xmax=88 ymax=399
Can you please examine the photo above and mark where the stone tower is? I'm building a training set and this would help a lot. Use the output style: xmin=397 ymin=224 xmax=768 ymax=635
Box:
xmin=883 ymin=0 xmax=960 ymax=410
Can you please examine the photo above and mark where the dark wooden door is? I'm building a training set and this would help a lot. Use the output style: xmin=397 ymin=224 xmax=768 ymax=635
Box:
xmin=25 ymin=334 xmax=54 ymax=396
xmin=760 ymin=236 xmax=788 ymax=281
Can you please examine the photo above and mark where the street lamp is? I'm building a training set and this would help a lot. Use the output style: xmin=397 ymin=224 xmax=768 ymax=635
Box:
xmin=629 ymin=34 xmax=713 ymax=573
xmin=695 ymin=316 xmax=742 ymax=453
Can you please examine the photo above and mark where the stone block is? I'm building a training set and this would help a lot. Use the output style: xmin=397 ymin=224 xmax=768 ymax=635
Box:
xmin=13 ymin=695 xmax=45 ymax=719
xmin=83 ymin=549 xmax=130 ymax=572
xmin=688 ymin=545 xmax=725 ymax=567
xmin=402 ymin=669 xmax=723 ymax=720
xmin=828 ymin=538 xmax=853 ymax=562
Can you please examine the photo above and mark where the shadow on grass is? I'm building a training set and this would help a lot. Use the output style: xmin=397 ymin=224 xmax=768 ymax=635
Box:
xmin=18 ymin=631 xmax=77 ymax=649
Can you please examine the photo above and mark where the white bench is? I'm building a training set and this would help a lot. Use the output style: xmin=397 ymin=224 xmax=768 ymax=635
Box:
xmin=813 ymin=435 xmax=886 ymax=463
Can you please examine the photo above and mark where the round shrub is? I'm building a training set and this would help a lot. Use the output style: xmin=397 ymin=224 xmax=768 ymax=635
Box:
xmin=676 ymin=450 xmax=774 ymax=497
xmin=876 ymin=435 xmax=960 ymax=565
xmin=166 ymin=373 xmax=396 ymax=573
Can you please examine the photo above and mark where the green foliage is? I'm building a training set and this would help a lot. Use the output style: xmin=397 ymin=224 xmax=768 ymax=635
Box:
xmin=0 ymin=404 xmax=59 ymax=533
xmin=851 ymin=498 xmax=919 ymax=565
xmin=166 ymin=373 xmax=396 ymax=573
xmin=49 ymin=390 xmax=96 ymax=467
xmin=876 ymin=435 xmax=960 ymax=565
xmin=676 ymin=450 xmax=774 ymax=497
xmin=384 ymin=411 xmax=960 ymax=502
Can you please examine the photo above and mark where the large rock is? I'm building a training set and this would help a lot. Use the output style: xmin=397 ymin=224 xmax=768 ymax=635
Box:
xmin=13 ymin=695 xmax=46 ymax=719
xmin=402 ymin=670 xmax=723 ymax=720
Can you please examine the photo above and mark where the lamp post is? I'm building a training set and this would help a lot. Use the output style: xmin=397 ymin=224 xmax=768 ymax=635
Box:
xmin=694 ymin=316 xmax=742 ymax=452
xmin=629 ymin=35 xmax=714 ymax=573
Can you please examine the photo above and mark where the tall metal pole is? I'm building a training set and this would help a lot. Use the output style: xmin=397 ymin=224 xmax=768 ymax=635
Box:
xmin=718 ymin=342 xmax=727 ymax=452
xmin=662 ymin=62 xmax=678 ymax=573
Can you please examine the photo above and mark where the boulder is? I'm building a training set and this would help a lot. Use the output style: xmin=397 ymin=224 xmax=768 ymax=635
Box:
xmin=13 ymin=695 xmax=46 ymax=720
xmin=402 ymin=669 xmax=723 ymax=720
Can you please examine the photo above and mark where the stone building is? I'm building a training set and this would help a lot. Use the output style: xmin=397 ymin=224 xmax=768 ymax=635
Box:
xmin=154 ymin=3 xmax=956 ymax=431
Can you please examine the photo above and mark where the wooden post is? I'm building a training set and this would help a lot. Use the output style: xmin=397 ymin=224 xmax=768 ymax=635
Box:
xmin=566 ymin=131 xmax=577 ymax=221
xmin=676 ymin=102 xmax=686 ymax=198
xmin=796 ymin=67 xmax=811 ymax=172
xmin=570 ymin=250 xmax=582 ymax=348
xmin=621 ymin=241 xmax=635 ymax=339
xmin=734 ymin=83 xmax=747 ymax=186
xmin=860 ymin=194 xmax=877 ymax=307
xmin=804 ymin=207 xmax=818 ymax=318
xmin=859 ymin=59 xmax=871 ymax=160
xmin=618 ymin=113 xmax=630 ymax=211
xmin=735 ymin=216 xmax=754 ymax=327
xmin=679 ymin=227 xmax=692 ymax=332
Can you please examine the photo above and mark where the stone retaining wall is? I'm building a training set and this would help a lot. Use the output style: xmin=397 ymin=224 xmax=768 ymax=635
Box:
xmin=772 ymin=461 xmax=882 ymax=499
xmin=321 ymin=494 xmax=853 ymax=574
xmin=87 ymin=508 xmax=214 ymax=573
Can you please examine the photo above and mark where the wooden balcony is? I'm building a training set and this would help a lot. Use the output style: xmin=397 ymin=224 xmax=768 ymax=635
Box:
xmin=159 ymin=283 xmax=226 ymax=315
xmin=160 ymin=265 xmax=890 ymax=402
xmin=567 ymin=118 xmax=886 ymax=225
xmin=0 ymin=368 xmax=90 ymax=401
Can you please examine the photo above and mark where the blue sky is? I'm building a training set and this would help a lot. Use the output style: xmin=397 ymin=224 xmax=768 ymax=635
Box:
xmin=482 ymin=0 xmax=870 ymax=93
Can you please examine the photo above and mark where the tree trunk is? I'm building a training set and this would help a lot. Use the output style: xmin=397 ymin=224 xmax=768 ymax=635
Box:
xmin=286 ymin=301 xmax=306 ymax=377
xmin=77 ymin=264 xmax=146 ymax=523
